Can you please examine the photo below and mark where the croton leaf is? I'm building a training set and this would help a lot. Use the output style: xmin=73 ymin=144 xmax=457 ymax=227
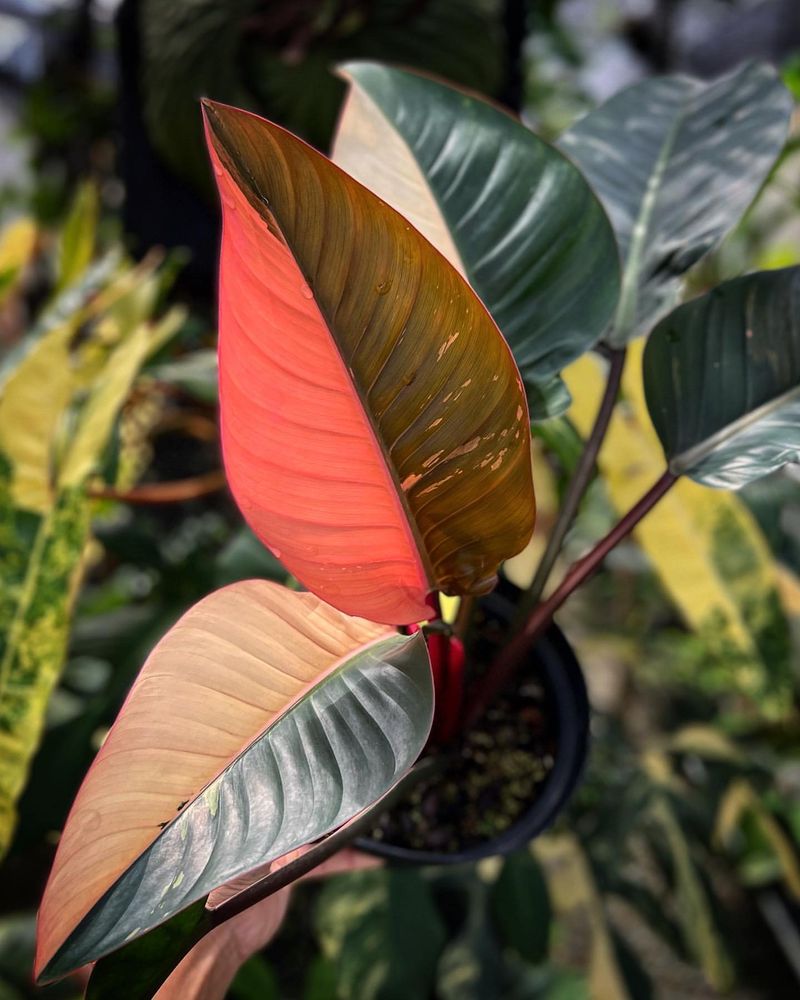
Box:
xmin=560 ymin=61 xmax=793 ymax=345
xmin=332 ymin=62 xmax=620 ymax=402
xmin=643 ymin=266 xmax=800 ymax=489
xmin=203 ymin=100 xmax=535 ymax=626
xmin=35 ymin=581 xmax=432 ymax=981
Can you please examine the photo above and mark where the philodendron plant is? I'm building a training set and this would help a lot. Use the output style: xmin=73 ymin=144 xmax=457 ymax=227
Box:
xmin=35 ymin=59 xmax=798 ymax=997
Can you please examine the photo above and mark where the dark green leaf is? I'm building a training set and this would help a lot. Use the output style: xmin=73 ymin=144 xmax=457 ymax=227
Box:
xmin=303 ymin=956 xmax=339 ymax=1000
xmin=435 ymin=875 xmax=504 ymax=1000
xmin=229 ymin=955 xmax=280 ymax=1000
xmin=649 ymin=797 xmax=733 ymax=991
xmin=561 ymin=62 xmax=792 ymax=344
xmin=610 ymin=930 xmax=654 ymax=1000
xmin=315 ymin=868 xmax=446 ymax=1000
xmin=213 ymin=526 xmax=287 ymax=586
xmin=334 ymin=62 xmax=620 ymax=406
xmin=527 ymin=376 xmax=573 ymax=423
xmin=644 ymin=266 xmax=800 ymax=488
xmin=490 ymin=850 xmax=551 ymax=964
xmin=140 ymin=0 xmax=503 ymax=195
xmin=86 ymin=901 xmax=213 ymax=1000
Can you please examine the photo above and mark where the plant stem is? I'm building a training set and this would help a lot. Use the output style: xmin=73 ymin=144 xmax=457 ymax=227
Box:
xmin=464 ymin=469 xmax=677 ymax=728
xmin=518 ymin=347 xmax=626 ymax=621
xmin=454 ymin=595 xmax=475 ymax=642
xmin=426 ymin=590 xmax=442 ymax=622
xmin=87 ymin=470 xmax=226 ymax=504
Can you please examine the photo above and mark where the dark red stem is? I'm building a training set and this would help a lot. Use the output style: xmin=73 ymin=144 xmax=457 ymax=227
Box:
xmin=519 ymin=347 xmax=627 ymax=620
xmin=464 ymin=469 xmax=678 ymax=728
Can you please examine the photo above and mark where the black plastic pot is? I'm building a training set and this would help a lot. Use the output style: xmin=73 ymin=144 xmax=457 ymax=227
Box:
xmin=356 ymin=589 xmax=589 ymax=865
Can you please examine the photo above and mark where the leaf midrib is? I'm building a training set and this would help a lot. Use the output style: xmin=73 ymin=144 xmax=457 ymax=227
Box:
xmin=206 ymin=109 xmax=437 ymax=594
xmin=670 ymin=382 xmax=800 ymax=476
xmin=612 ymin=94 xmax=692 ymax=343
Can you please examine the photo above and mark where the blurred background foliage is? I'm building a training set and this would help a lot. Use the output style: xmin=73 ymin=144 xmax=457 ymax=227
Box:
xmin=2 ymin=1 xmax=800 ymax=997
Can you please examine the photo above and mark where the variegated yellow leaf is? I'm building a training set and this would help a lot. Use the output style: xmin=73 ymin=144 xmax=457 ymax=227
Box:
xmin=564 ymin=340 xmax=792 ymax=717
xmin=0 ymin=217 xmax=37 ymax=305
xmin=504 ymin=441 xmax=560 ymax=591
xmin=534 ymin=834 xmax=631 ymax=1000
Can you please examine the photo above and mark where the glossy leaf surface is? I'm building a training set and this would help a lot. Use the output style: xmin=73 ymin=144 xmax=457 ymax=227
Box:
xmin=560 ymin=61 xmax=792 ymax=344
xmin=644 ymin=267 xmax=800 ymax=488
xmin=204 ymin=100 xmax=535 ymax=625
xmin=36 ymin=582 xmax=432 ymax=980
xmin=333 ymin=62 xmax=620 ymax=396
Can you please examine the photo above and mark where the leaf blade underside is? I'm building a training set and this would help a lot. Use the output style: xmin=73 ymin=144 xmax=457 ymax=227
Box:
xmin=36 ymin=581 xmax=432 ymax=980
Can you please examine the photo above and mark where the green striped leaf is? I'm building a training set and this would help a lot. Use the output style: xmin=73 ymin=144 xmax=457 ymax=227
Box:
xmin=644 ymin=266 xmax=800 ymax=488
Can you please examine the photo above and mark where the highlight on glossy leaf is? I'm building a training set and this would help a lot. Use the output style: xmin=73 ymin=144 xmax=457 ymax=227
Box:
xmin=561 ymin=60 xmax=793 ymax=344
xmin=643 ymin=266 xmax=800 ymax=488
xmin=202 ymin=99 xmax=535 ymax=626
xmin=35 ymin=581 xmax=433 ymax=982
xmin=332 ymin=61 xmax=621 ymax=406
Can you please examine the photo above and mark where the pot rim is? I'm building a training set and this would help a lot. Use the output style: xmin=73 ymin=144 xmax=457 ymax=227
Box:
xmin=355 ymin=617 xmax=589 ymax=865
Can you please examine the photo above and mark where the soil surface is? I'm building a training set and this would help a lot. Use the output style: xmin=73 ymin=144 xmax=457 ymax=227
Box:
xmin=366 ymin=672 xmax=557 ymax=855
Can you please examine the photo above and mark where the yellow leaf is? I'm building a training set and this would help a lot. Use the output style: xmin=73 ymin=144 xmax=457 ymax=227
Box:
xmin=715 ymin=779 xmax=800 ymax=901
xmin=776 ymin=564 xmax=800 ymax=618
xmin=534 ymin=834 xmax=631 ymax=1000
xmin=0 ymin=217 xmax=37 ymax=304
xmin=59 ymin=307 xmax=185 ymax=489
xmin=504 ymin=441 xmax=560 ymax=591
xmin=439 ymin=594 xmax=460 ymax=626
xmin=0 ymin=242 xmax=184 ymax=857
xmin=667 ymin=724 xmax=743 ymax=762
xmin=56 ymin=182 xmax=98 ymax=293
xmin=640 ymin=749 xmax=680 ymax=789
xmin=0 ymin=483 xmax=89 ymax=856
xmin=652 ymin=796 xmax=734 ymax=991
xmin=0 ymin=321 xmax=76 ymax=512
